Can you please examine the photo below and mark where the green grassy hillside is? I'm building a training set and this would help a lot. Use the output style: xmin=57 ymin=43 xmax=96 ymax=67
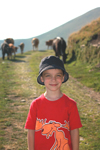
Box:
xmin=66 ymin=17 xmax=100 ymax=91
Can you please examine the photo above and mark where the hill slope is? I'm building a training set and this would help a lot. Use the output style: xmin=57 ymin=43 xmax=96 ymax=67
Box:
xmin=67 ymin=17 xmax=100 ymax=64
xmin=0 ymin=7 xmax=100 ymax=57
xmin=36 ymin=7 xmax=100 ymax=49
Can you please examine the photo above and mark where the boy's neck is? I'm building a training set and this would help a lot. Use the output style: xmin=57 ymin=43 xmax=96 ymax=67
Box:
xmin=44 ymin=91 xmax=63 ymax=101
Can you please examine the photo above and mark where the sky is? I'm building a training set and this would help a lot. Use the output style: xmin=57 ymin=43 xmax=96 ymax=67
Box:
xmin=0 ymin=0 xmax=100 ymax=40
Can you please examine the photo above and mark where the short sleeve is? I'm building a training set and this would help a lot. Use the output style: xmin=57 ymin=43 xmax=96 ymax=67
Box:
xmin=25 ymin=100 xmax=37 ymax=130
xmin=68 ymin=102 xmax=82 ymax=130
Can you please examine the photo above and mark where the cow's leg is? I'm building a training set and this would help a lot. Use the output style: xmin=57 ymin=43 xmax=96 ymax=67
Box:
xmin=7 ymin=53 xmax=9 ymax=60
xmin=62 ymin=54 xmax=66 ymax=63
xmin=33 ymin=46 xmax=34 ymax=51
xmin=62 ymin=55 xmax=64 ymax=63
xmin=56 ymin=51 xmax=60 ymax=58
xmin=55 ymin=50 xmax=58 ymax=57
xmin=8 ymin=53 xmax=10 ymax=60
xmin=14 ymin=52 xmax=15 ymax=59
xmin=9 ymin=52 xmax=11 ymax=59
xmin=7 ymin=55 xmax=9 ymax=60
xmin=2 ymin=51 xmax=4 ymax=60
xmin=2 ymin=53 xmax=5 ymax=60
xmin=55 ymin=52 xmax=58 ymax=56
xmin=11 ymin=53 xmax=12 ymax=59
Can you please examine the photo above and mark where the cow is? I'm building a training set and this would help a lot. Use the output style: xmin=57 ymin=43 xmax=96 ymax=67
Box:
xmin=8 ymin=43 xmax=18 ymax=59
xmin=31 ymin=38 xmax=39 ymax=51
xmin=19 ymin=43 xmax=24 ymax=54
xmin=45 ymin=39 xmax=53 ymax=49
xmin=52 ymin=37 xmax=67 ymax=63
xmin=1 ymin=42 xmax=11 ymax=60
xmin=4 ymin=38 xmax=14 ymax=44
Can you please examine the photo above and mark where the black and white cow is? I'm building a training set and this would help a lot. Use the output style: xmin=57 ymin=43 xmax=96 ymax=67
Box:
xmin=52 ymin=37 xmax=67 ymax=63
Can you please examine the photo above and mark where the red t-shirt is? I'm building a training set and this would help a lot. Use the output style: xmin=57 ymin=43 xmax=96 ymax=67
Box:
xmin=25 ymin=93 xmax=82 ymax=150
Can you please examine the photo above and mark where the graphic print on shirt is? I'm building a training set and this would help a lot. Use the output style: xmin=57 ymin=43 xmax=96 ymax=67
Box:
xmin=35 ymin=118 xmax=70 ymax=150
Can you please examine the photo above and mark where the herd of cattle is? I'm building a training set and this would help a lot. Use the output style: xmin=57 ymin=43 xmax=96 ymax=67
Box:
xmin=0 ymin=37 xmax=67 ymax=63
xmin=0 ymin=38 xmax=24 ymax=60
xmin=31 ymin=37 xmax=67 ymax=63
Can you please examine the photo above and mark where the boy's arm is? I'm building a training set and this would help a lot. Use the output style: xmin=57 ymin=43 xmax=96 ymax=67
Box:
xmin=27 ymin=129 xmax=35 ymax=150
xmin=70 ymin=128 xmax=79 ymax=150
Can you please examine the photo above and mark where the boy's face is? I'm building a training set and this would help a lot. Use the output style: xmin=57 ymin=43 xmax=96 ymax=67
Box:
xmin=40 ymin=69 xmax=64 ymax=91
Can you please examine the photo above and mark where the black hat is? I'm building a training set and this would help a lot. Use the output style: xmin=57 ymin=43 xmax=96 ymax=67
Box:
xmin=37 ymin=56 xmax=69 ymax=85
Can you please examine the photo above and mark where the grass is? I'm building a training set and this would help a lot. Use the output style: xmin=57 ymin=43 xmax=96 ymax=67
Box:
xmin=0 ymin=50 xmax=100 ymax=150
xmin=65 ymin=59 xmax=100 ymax=92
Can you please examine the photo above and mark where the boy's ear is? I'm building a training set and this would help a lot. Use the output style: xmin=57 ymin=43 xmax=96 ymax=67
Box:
xmin=62 ymin=74 xmax=65 ymax=82
xmin=40 ymin=76 xmax=44 ymax=82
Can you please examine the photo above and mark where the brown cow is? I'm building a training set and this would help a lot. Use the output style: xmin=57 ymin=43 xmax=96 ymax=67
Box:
xmin=4 ymin=38 xmax=14 ymax=44
xmin=31 ymin=38 xmax=39 ymax=51
xmin=19 ymin=43 xmax=24 ymax=54
xmin=45 ymin=39 xmax=53 ymax=49
xmin=8 ymin=43 xmax=18 ymax=59
xmin=1 ymin=42 xmax=11 ymax=60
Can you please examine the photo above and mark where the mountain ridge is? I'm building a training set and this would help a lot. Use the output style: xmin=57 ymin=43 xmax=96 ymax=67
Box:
xmin=0 ymin=7 xmax=100 ymax=57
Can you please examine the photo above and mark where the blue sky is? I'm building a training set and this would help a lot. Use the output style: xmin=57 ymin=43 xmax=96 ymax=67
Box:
xmin=0 ymin=0 xmax=100 ymax=40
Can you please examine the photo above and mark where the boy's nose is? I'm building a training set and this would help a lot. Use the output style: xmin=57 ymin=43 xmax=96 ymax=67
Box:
xmin=51 ymin=76 xmax=56 ymax=81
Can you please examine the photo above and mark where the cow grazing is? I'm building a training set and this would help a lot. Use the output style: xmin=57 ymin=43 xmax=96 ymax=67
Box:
xmin=8 ymin=43 xmax=18 ymax=59
xmin=31 ymin=38 xmax=39 ymax=51
xmin=1 ymin=42 xmax=11 ymax=60
xmin=52 ymin=37 xmax=67 ymax=63
xmin=45 ymin=39 xmax=53 ymax=49
xmin=15 ymin=46 xmax=18 ymax=52
xmin=4 ymin=38 xmax=14 ymax=44
xmin=19 ymin=43 xmax=24 ymax=54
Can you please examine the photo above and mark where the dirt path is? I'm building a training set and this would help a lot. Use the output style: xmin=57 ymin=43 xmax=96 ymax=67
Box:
xmin=12 ymin=55 xmax=38 ymax=101
xmin=69 ymin=76 xmax=100 ymax=104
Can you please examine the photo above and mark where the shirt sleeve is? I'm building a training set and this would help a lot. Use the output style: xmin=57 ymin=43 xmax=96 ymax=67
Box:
xmin=68 ymin=101 xmax=82 ymax=130
xmin=25 ymin=100 xmax=37 ymax=130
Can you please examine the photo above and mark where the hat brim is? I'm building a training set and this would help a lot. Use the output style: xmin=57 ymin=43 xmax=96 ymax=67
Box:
xmin=37 ymin=66 xmax=69 ymax=85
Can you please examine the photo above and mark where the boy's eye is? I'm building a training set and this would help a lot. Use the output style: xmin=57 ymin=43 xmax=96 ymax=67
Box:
xmin=45 ymin=75 xmax=50 ymax=77
xmin=57 ymin=74 xmax=62 ymax=77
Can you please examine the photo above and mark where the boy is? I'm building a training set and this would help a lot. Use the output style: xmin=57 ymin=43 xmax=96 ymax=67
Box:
xmin=25 ymin=55 xmax=82 ymax=150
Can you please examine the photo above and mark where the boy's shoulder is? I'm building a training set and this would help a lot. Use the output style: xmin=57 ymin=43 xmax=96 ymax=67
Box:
xmin=31 ymin=94 xmax=44 ymax=104
xmin=63 ymin=93 xmax=77 ymax=106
